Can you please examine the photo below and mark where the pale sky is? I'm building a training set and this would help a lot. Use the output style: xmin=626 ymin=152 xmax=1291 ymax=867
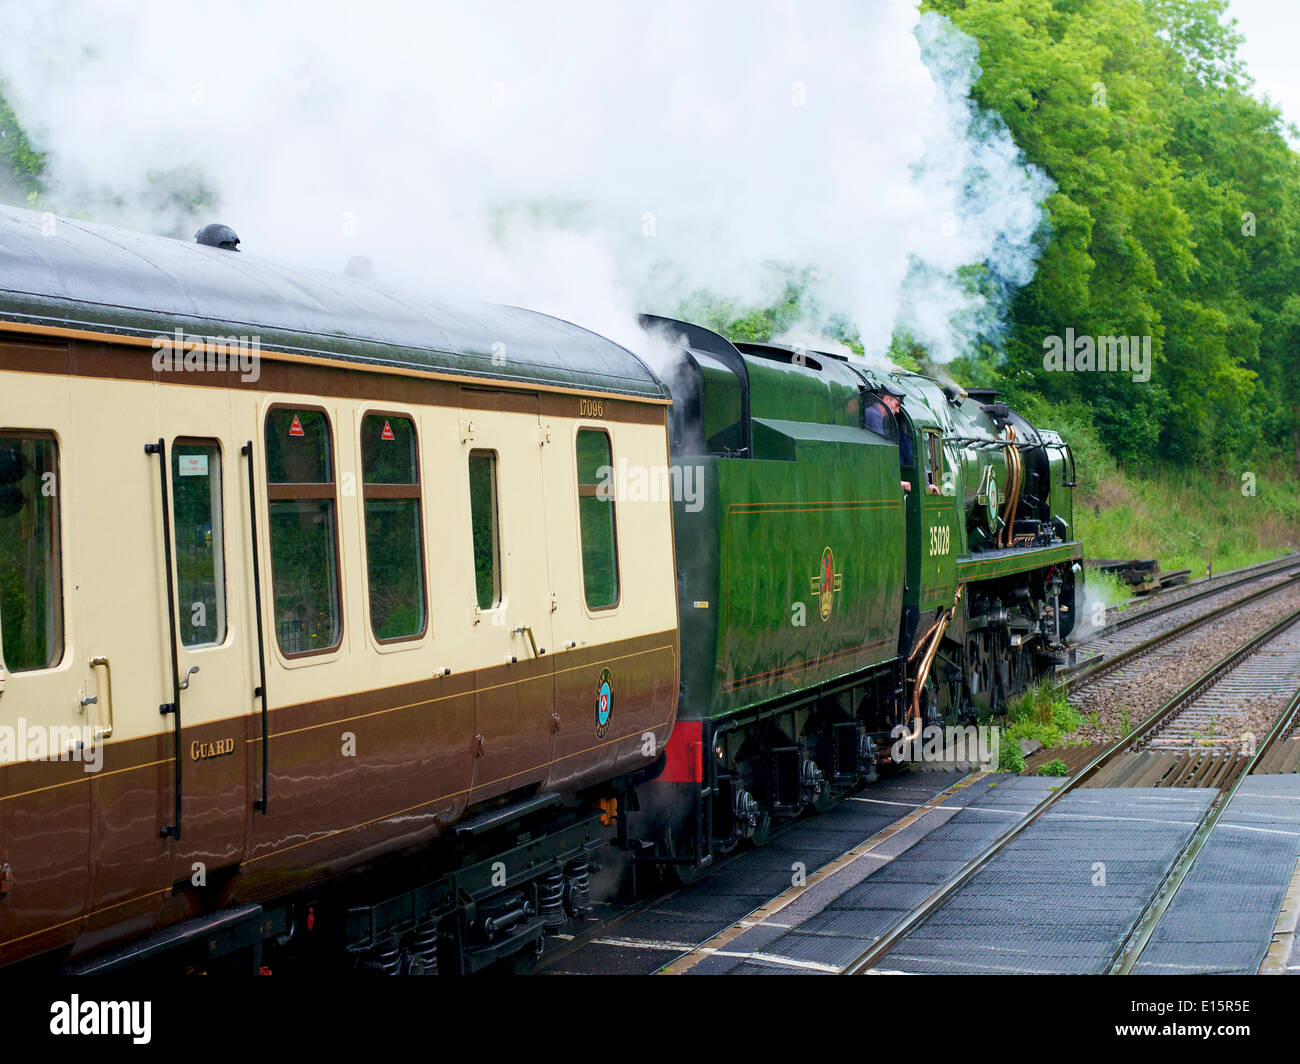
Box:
xmin=1226 ymin=0 xmax=1300 ymax=142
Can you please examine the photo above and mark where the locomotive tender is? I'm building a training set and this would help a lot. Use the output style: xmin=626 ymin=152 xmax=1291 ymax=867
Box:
xmin=0 ymin=206 xmax=1078 ymax=972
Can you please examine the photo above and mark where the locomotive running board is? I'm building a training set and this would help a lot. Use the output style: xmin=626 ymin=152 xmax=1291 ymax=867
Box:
xmin=63 ymin=904 xmax=286 ymax=974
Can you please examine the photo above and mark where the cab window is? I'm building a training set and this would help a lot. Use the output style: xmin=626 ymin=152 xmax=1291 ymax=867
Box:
xmin=925 ymin=431 xmax=943 ymax=495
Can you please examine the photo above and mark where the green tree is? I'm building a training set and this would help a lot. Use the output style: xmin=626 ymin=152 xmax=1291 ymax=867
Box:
xmin=0 ymin=86 xmax=45 ymax=205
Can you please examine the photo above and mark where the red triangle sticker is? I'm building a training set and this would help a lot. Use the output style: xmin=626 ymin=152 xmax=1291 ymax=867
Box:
xmin=289 ymin=415 xmax=305 ymax=438
xmin=381 ymin=420 xmax=395 ymax=441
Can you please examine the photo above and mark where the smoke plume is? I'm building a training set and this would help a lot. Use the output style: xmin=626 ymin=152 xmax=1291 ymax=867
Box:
xmin=0 ymin=1 xmax=1052 ymax=362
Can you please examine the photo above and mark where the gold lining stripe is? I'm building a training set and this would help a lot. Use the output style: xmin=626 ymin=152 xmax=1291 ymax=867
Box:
xmin=1 ymin=758 xmax=173 ymax=803
xmin=0 ymin=888 xmax=170 ymax=951
xmin=243 ymin=712 xmax=675 ymax=864
xmin=262 ymin=642 xmax=677 ymax=741
xmin=0 ymin=643 xmax=677 ymax=791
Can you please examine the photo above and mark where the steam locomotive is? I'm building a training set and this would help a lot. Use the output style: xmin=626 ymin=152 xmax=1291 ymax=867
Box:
xmin=0 ymin=205 xmax=1078 ymax=973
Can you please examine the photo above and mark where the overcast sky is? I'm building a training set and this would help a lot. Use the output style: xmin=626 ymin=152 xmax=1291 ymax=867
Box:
xmin=1226 ymin=0 xmax=1300 ymax=141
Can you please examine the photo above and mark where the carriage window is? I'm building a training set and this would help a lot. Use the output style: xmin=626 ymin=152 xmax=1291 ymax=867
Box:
xmin=576 ymin=428 xmax=619 ymax=610
xmin=0 ymin=434 xmax=63 ymax=672
xmin=468 ymin=450 xmax=500 ymax=610
xmin=172 ymin=441 xmax=226 ymax=647
xmin=265 ymin=409 xmax=342 ymax=656
xmin=361 ymin=415 xmax=426 ymax=642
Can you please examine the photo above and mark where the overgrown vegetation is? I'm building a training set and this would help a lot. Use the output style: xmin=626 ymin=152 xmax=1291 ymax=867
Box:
xmin=1019 ymin=395 xmax=1298 ymax=571
xmin=996 ymin=678 xmax=1086 ymax=772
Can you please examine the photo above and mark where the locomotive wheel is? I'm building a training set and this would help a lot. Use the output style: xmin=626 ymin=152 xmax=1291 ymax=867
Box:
xmin=1011 ymin=643 xmax=1031 ymax=696
xmin=991 ymin=628 xmax=1012 ymax=712
xmin=749 ymin=809 xmax=772 ymax=848
xmin=966 ymin=633 xmax=993 ymax=713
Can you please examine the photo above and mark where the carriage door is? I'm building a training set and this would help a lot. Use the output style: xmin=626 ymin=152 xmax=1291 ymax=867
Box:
xmin=159 ymin=431 xmax=252 ymax=888
xmin=460 ymin=389 xmax=557 ymax=804
xmin=0 ymin=399 xmax=91 ymax=960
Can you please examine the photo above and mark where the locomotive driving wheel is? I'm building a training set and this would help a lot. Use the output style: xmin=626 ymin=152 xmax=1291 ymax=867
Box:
xmin=966 ymin=632 xmax=994 ymax=714
xmin=1010 ymin=638 xmax=1032 ymax=696
xmin=990 ymin=626 xmax=1012 ymax=713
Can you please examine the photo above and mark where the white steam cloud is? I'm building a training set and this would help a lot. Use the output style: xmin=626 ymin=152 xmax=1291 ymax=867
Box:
xmin=0 ymin=1 xmax=1051 ymax=362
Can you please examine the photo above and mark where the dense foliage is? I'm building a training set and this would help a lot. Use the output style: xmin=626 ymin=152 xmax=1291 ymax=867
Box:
xmin=927 ymin=0 xmax=1300 ymax=472
xmin=0 ymin=88 xmax=44 ymax=206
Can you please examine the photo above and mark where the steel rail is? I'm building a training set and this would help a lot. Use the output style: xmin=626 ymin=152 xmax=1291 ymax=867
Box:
xmin=1109 ymin=614 xmax=1300 ymax=974
xmin=842 ymin=601 xmax=1300 ymax=975
xmin=1065 ymin=570 xmax=1300 ymax=694
xmin=1104 ymin=552 xmax=1299 ymax=629
xmin=1101 ymin=554 xmax=1300 ymax=635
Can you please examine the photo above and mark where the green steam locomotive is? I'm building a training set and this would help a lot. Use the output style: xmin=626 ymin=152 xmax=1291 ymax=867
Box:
xmin=637 ymin=316 xmax=1079 ymax=881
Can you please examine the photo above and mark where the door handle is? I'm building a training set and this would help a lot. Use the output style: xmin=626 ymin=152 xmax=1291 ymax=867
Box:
xmin=90 ymin=656 xmax=114 ymax=739
xmin=179 ymin=665 xmax=200 ymax=691
xmin=511 ymin=625 xmax=544 ymax=658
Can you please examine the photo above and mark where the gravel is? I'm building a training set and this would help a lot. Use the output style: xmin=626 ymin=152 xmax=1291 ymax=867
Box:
xmin=1068 ymin=582 xmax=1300 ymax=746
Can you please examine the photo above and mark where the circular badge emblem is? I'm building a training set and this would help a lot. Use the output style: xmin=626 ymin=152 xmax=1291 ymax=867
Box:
xmin=595 ymin=668 xmax=613 ymax=738
xmin=986 ymin=471 xmax=999 ymax=528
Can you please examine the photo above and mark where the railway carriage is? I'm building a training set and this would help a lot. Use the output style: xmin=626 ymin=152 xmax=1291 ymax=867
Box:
xmin=0 ymin=205 xmax=678 ymax=972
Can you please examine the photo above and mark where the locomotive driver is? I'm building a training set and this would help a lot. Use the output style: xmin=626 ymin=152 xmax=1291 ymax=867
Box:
xmin=865 ymin=384 xmax=913 ymax=493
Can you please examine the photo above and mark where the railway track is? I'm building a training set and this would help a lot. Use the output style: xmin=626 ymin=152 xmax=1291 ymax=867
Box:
xmin=531 ymin=771 xmax=966 ymax=975
xmin=1098 ymin=552 xmax=1300 ymax=630
xmin=1067 ymin=562 xmax=1300 ymax=686
xmin=843 ymin=602 xmax=1300 ymax=975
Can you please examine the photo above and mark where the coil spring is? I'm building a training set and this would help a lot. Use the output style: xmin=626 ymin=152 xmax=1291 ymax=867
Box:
xmin=406 ymin=920 xmax=440 ymax=976
xmin=353 ymin=938 xmax=402 ymax=975
xmin=563 ymin=857 xmax=591 ymax=918
xmin=538 ymin=869 xmax=567 ymax=929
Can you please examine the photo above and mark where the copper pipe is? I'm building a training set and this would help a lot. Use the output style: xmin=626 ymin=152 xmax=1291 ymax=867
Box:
xmin=999 ymin=427 xmax=1021 ymax=546
xmin=1009 ymin=438 xmax=1023 ymax=543
xmin=908 ymin=615 xmax=943 ymax=664
xmin=998 ymin=427 xmax=1012 ymax=545
xmin=900 ymin=584 xmax=966 ymax=745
